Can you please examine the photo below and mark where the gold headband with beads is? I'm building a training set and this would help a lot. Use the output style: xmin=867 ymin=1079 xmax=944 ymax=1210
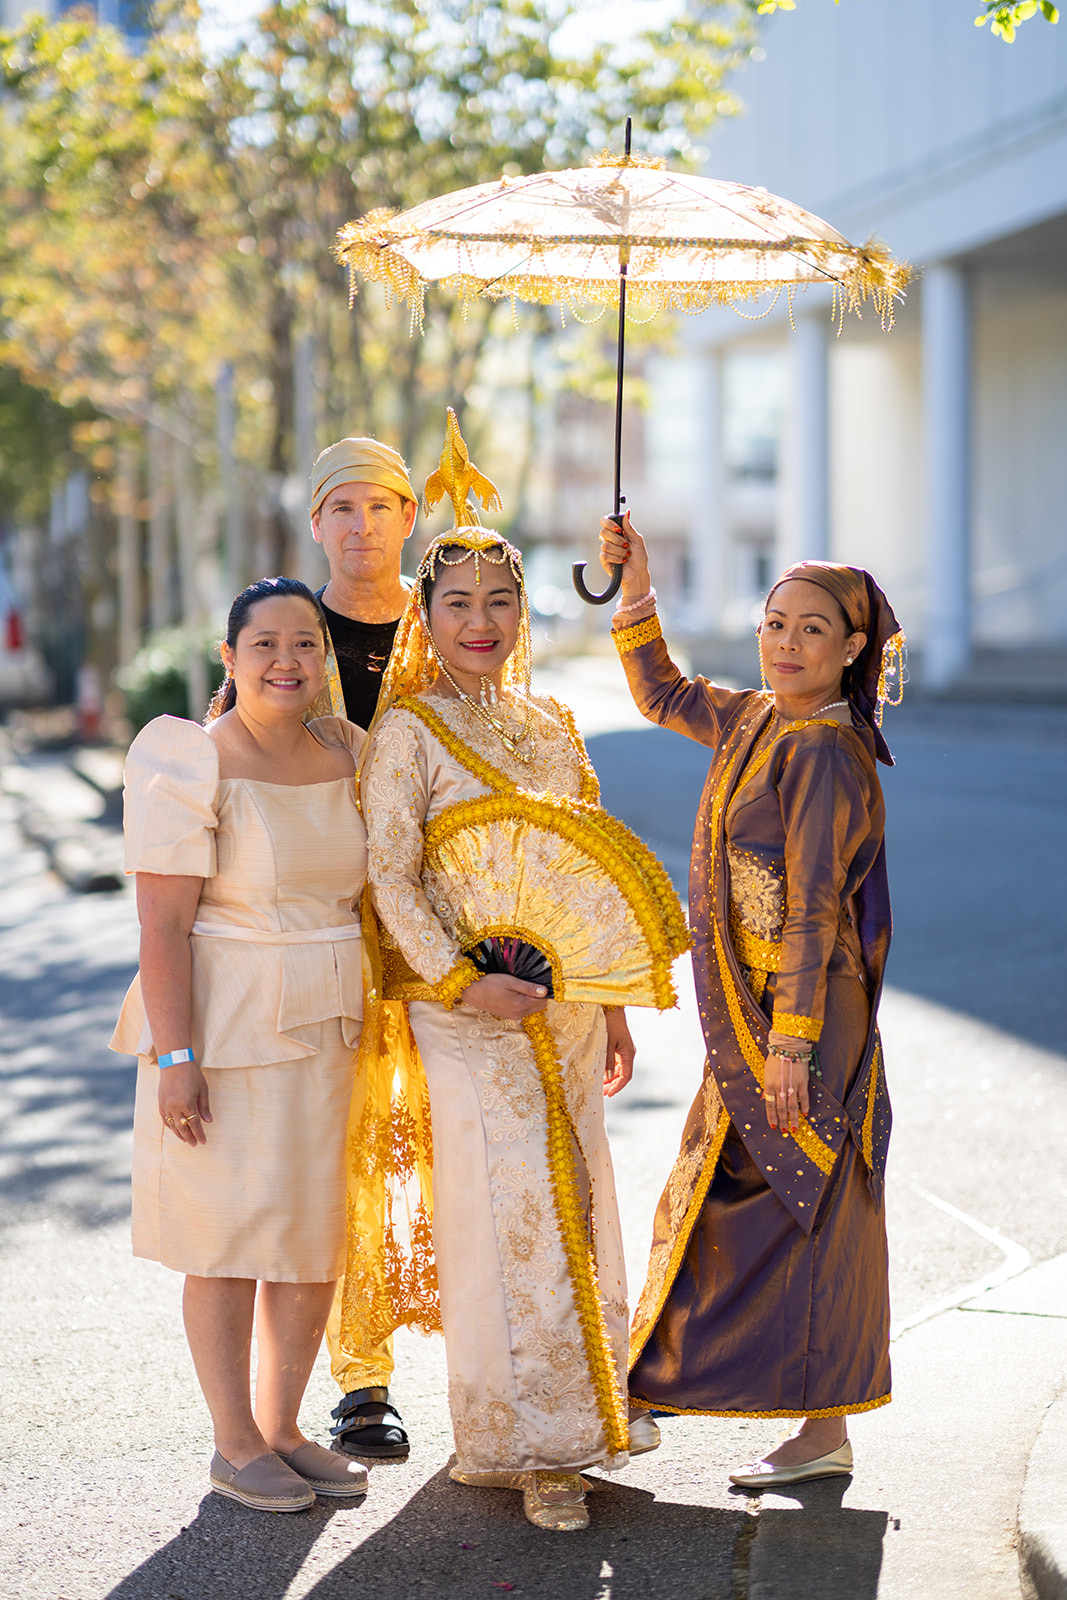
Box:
xmin=364 ymin=409 xmax=533 ymax=751
xmin=417 ymin=525 xmax=526 ymax=600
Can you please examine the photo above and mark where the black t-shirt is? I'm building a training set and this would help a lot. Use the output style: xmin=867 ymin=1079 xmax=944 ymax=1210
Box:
xmin=319 ymin=597 xmax=401 ymax=732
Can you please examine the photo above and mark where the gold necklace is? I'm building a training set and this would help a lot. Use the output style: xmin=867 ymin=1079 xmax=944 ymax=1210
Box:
xmin=433 ymin=655 xmax=533 ymax=762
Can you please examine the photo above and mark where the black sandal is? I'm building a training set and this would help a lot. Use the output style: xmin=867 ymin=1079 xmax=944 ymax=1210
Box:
xmin=329 ymin=1387 xmax=410 ymax=1460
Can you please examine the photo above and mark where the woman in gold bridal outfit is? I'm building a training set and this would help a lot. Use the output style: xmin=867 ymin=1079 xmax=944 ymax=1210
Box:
xmin=347 ymin=419 xmax=687 ymax=1531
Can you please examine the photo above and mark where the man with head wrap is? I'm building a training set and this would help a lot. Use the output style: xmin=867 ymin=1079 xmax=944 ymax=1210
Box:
xmin=310 ymin=437 xmax=419 ymax=733
xmin=309 ymin=436 xmax=418 ymax=1460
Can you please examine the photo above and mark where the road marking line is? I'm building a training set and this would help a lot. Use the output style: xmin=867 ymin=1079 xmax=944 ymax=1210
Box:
xmin=890 ymin=1187 xmax=1031 ymax=1340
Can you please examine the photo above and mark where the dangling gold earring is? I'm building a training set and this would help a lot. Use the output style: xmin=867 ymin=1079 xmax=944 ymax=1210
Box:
xmin=757 ymin=626 xmax=769 ymax=692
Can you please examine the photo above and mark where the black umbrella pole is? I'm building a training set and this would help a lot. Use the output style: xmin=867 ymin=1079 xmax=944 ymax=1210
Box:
xmin=572 ymin=267 xmax=626 ymax=605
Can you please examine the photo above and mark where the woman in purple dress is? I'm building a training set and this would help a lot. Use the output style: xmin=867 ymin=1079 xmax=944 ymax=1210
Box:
xmin=599 ymin=515 xmax=905 ymax=1489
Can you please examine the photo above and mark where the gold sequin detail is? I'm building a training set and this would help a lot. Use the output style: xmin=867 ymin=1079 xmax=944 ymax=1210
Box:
xmin=862 ymin=1034 xmax=883 ymax=1171
xmin=612 ymin=615 xmax=663 ymax=654
xmin=523 ymin=1012 xmax=629 ymax=1459
xmin=771 ymin=1010 xmax=823 ymax=1043
xmin=628 ymin=1089 xmax=730 ymax=1372
xmin=435 ymin=957 xmax=481 ymax=1010
xmin=628 ymin=1393 xmax=892 ymax=1420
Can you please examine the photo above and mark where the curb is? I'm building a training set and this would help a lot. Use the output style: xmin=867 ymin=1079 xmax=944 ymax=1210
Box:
xmin=1020 ymin=1388 xmax=1067 ymax=1600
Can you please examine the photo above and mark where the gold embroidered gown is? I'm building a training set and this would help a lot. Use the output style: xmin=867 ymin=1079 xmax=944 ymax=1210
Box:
xmin=361 ymin=690 xmax=631 ymax=1473
xmin=617 ymin=621 xmax=893 ymax=1419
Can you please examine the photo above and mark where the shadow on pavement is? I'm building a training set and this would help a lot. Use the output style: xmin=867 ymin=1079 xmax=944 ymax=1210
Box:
xmin=732 ymin=1476 xmax=888 ymax=1597
xmin=103 ymin=1469 xmax=772 ymax=1600
xmin=104 ymin=1488 xmax=333 ymax=1600
xmin=0 ymin=926 xmax=139 ymax=1229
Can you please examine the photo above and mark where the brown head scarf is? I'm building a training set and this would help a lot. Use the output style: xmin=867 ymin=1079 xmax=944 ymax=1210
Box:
xmin=768 ymin=560 xmax=906 ymax=766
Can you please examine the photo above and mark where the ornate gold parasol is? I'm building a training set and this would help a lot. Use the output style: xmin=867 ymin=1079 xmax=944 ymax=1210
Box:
xmin=336 ymin=122 xmax=910 ymax=602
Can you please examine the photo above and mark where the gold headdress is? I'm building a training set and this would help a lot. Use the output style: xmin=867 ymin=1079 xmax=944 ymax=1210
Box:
xmin=367 ymin=409 xmax=532 ymax=743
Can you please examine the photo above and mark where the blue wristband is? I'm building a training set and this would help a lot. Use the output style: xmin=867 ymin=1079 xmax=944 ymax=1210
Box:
xmin=158 ymin=1048 xmax=195 ymax=1069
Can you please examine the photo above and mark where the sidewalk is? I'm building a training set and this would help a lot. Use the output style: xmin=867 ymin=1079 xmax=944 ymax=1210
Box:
xmin=1 ymin=682 xmax=1066 ymax=1597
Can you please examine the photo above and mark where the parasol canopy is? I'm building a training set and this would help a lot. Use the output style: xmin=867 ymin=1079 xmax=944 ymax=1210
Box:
xmin=337 ymin=153 xmax=907 ymax=324
xmin=336 ymin=138 xmax=910 ymax=601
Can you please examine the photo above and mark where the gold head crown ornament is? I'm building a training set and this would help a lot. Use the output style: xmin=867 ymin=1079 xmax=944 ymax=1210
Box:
xmin=367 ymin=410 xmax=533 ymax=752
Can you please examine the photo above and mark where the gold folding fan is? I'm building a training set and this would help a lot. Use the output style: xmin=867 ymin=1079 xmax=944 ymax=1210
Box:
xmin=422 ymin=794 xmax=690 ymax=1010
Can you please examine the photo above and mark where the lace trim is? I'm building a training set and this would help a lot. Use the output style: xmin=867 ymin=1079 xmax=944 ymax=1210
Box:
xmin=612 ymin=615 xmax=662 ymax=655
xmin=728 ymin=912 xmax=782 ymax=973
xmin=771 ymin=1010 xmax=823 ymax=1043
xmin=626 ymin=1393 xmax=892 ymax=1420
xmin=435 ymin=957 xmax=481 ymax=1010
xmin=523 ymin=1013 xmax=629 ymax=1459
xmin=628 ymin=1096 xmax=730 ymax=1372
xmin=862 ymin=1035 xmax=883 ymax=1171
xmin=551 ymin=697 xmax=600 ymax=806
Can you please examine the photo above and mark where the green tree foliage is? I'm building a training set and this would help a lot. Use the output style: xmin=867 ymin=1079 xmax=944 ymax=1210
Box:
xmin=754 ymin=0 xmax=1059 ymax=40
xmin=974 ymin=0 xmax=1059 ymax=42
xmin=0 ymin=0 xmax=759 ymax=528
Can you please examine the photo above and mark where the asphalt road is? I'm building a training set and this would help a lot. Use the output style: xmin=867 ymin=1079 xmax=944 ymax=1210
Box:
xmin=1 ymin=676 xmax=1065 ymax=1600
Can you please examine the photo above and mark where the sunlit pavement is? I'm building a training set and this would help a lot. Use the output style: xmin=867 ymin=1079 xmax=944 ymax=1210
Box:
xmin=1 ymin=665 xmax=1065 ymax=1599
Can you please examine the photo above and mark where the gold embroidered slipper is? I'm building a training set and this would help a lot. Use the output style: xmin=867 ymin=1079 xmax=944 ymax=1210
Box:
xmin=522 ymin=1471 xmax=590 ymax=1532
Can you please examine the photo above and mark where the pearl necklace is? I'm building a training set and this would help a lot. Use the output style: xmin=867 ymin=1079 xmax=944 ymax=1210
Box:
xmin=433 ymin=658 xmax=533 ymax=762
xmin=813 ymin=699 xmax=849 ymax=717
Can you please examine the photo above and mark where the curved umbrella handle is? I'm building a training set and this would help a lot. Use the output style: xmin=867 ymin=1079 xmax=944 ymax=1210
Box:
xmin=572 ymin=512 xmax=624 ymax=606
xmin=572 ymin=559 xmax=622 ymax=606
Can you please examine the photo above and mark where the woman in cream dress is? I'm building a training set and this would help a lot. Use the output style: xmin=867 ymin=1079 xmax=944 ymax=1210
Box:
xmin=358 ymin=523 xmax=667 ymax=1533
xmin=112 ymin=577 xmax=370 ymax=1513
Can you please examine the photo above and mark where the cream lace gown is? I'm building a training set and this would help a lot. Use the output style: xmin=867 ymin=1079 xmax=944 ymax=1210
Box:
xmin=362 ymin=691 xmax=630 ymax=1474
xmin=111 ymin=714 xmax=366 ymax=1283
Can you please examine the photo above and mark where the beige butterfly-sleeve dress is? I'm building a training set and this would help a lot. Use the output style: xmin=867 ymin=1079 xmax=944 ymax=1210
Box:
xmin=111 ymin=713 xmax=367 ymax=1283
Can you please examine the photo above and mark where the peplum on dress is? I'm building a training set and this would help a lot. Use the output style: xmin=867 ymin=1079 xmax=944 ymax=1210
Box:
xmin=111 ymin=713 xmax=367 ymax=1284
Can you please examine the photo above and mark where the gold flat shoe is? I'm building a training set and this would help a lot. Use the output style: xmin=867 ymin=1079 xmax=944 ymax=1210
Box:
xmin=449 ymin=1466 xmax=596 ymax=1492
xmin=729 ymin=1439 xmax=853 ymax=1489
xmin=522 ymin=1471 xmax=589 ymax=1532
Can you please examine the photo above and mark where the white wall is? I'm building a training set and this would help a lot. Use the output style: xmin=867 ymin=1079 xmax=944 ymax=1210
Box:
xmin=971 ymin=280 xmax=1067 ymax=642
xmin=676 ymin=0 xmax=1067 ymax=655
xmin=704 ymin=0 xmax=1067 ymax=268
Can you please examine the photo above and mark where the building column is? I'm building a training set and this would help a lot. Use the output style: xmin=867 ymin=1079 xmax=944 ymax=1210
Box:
xmin=687 ymin=347 xmax=727 ymax=633
xmin=922 ymin=262 xmax=971 ymax=688
xmin=779 ymin=309 xmax=830 ymax=568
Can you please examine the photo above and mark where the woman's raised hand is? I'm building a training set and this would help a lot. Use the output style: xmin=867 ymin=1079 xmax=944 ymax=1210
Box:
xmin=599 ymin=511 xmax=651 ymax=601
xmin=459 ymin=973 xmax=550 ymax=1020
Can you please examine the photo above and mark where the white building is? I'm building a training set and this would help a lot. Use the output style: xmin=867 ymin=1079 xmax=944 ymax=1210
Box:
xmin=633 ymin=0 xmax=1067 ymax=689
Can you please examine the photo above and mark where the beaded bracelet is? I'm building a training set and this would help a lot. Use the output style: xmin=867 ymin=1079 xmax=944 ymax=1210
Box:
xmin=614 ymin=587 xmax=656 ymax=617
xmin=768 ymin=1048 xmax=812 ymax=1065
xmin=158 ymin=1048 xmax=195 ymax=1069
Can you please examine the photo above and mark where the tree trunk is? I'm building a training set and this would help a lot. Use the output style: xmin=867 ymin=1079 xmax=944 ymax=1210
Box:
xmin=116 ymin=435 xmax=142 ymax=667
